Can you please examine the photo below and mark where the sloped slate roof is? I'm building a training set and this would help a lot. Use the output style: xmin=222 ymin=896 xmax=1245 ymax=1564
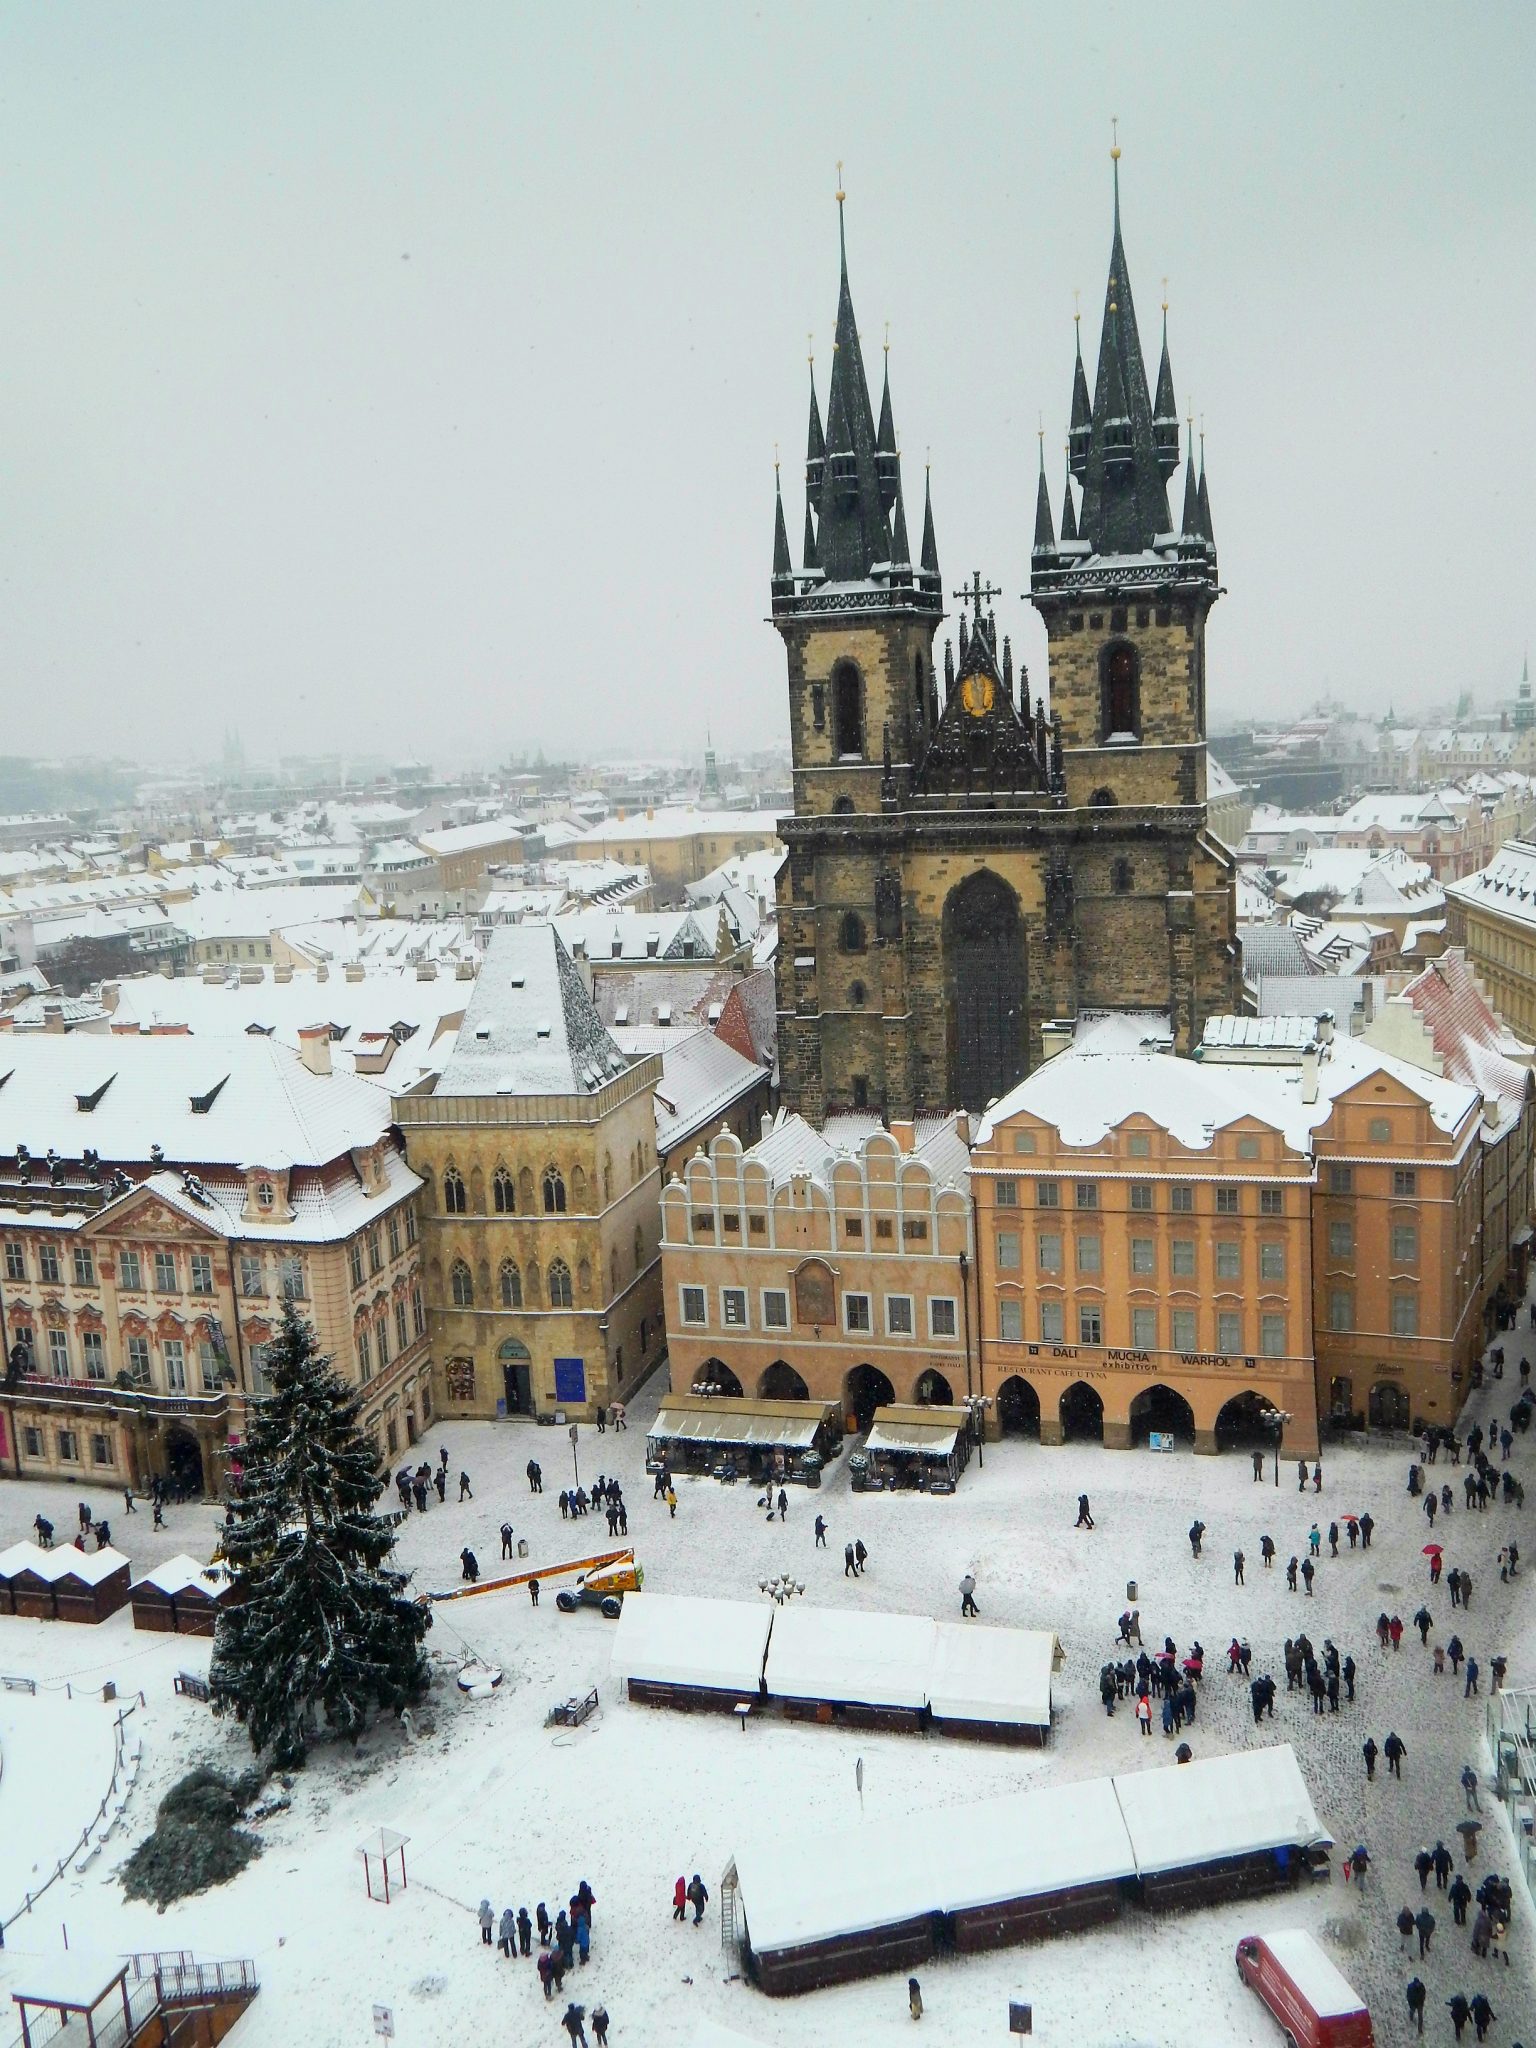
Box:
xmin=435 ymin=925 xmax=630 ymax=1098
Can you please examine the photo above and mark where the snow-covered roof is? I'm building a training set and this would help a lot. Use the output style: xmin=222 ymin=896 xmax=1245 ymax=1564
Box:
xmin=170 ymin=885 xmax=364 ymax=943
xmin=608 ymin=1592 xmax=771 ymax=1694
xmin=763 ymin=1606 xmax=936 ymax=1710
xmin=134 ymin=1554 xmax=232 ymax=1599
xmin=53 ymin=1545 xmax=130 ymax=1586
xmin=1113 ymin=1744 xmax=1329 ymax=1872
xmin=434 ymin=925 xmax=631 ymax=1098
xmin=576 ymin=808 xmax=783 ymax=846
xmin=1447 ymin=838 xmax=1536 ymax=933
xmin=1258 ymin=975 xmax=1375 ymax=1025
xmin=646 ymin=1031 xmax=765 ymax=1154
xmin=0 ymin=1541 xmax=72 ymax=1582
xmin=9 ymin=1952 xmax=129 ymax=2012
xmin=416 ymin=815 xmax=527 ymax=856
xmin=1201 ymin=1015 xmax=1322 ymax=1051
xmin=1396 ymin=950 xmax=1534 ymax=1111
xmin=555 ymin=907 xmax=723 ymax=966
xmin=925 ymin=1623 xmax=1055 ymax=1728
xmin=0 ymin=1030 xmax=398 ymax=1170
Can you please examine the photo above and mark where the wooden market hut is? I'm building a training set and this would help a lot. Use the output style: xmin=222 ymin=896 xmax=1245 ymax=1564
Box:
xmin=609 ymin=1592 xmax=772 ymax=1713
xmin=861 ymin=1405 xmax=973 ymax=1491
xmin=646 ymin=1395 xmax=842 ymax=1484
xmin=762 ymin=1606 xmax=935 ymax=1733
xmin=52 ymin=1545 xmax=131 ymax=1624
xmin=1113 ymin=1745 xmax=1331 ymax=1908
xmin=925 ymin=1622 xmax=1061 ymax=1747
xmin=130 ymin=1554 xmax=234 ymax=1636
xmin=0 ymin=1542 xmax=70 ymax=1620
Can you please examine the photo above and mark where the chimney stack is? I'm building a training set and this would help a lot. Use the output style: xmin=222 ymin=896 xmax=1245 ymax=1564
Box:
xmin=1300 ymin=1045 xmax=1319 ymax=1104
xmin=298 ymin=1024 xmax=332 ymax=1077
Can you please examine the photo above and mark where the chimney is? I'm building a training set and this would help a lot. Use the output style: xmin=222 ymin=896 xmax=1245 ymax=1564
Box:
xmin=1300 ymin=1045 xmax=1319 ymax=1104
xmin=889 ymin=1119 xmax=917 ymax=1154
xmin=298 ymin=1024 xmax=332 ymax=1077
xmin=1483 ymin=1091 xmax=1502 ymax=1133
xmin=953 ymin=1110 xmax=970 ymax=1146
xmin=344 ymin=962 xmax=366 ymax=982
xmin=1315 ymin=1010 xmax=1335 ymax=1045
xmin=100 ymin=981 xmax=121 ymax=1014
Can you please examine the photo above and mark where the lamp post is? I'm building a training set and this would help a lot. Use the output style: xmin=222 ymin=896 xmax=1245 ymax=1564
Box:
xmin=963 ymin=1393 xmax=993 ymax=1470
xmin=1269 ymin=1407 xmax=1293 ymax=1488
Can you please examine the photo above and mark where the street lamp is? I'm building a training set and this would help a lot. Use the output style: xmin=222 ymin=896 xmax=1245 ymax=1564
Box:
xmin=962 ymin=1393 xmax=993 ymax=1470
xmin=1268 ymin=1407 xmax=1293 ymax=1488
xmin=758 ymin=1574 xmax=805 ymax=1605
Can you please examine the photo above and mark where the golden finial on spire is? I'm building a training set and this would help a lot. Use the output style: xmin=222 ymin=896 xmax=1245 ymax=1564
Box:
xmin=883 ymin=319 xmax=890 ymax=356
xmin=774 ymin=440 xmax=780 ymax=477
xmin=1161 ymin=275 xmax=1169 ymax=313
xmin=1110 ymin=116 xmax=1120 ymax=162
xmin=807 ymin=330 xmax=814 ymax=368
xmin=835 ymin=158 xmax=845 ymax=203
xmin=1073 ymin=286 xmax=1081 ymax=327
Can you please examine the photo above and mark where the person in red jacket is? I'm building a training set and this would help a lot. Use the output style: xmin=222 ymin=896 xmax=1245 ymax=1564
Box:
xmin=672 ymin=1875 xmax=687 ymax=1923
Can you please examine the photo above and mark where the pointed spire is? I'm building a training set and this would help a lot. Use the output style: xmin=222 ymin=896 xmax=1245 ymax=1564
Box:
xmin=1060 ymin=450 xmax=1079 ymax=542
xmin=814 ymin=170 xmax=893 ymax=581
xmin=874 ymin=327 xmax=900 ymax=511
xmin=1178 ymin=413 xmax=1200 ymax=539
xmin=1032 ymin=431 xmax=1057 ymax=557
xmin=1197 ymin=428 xmax=1214 ymax=545
xmin=891 ymin=469 xmax=913 ymax=568
xmin=1152 ymin=288 xmax=1179 ymax=480
xmin=802 ymin=499 xmax=820 ymax=573
xmin=920 ymin=462 xmax=940 ymax=582
xmin=1068 ymin=298 xmax=1092 ymax=480
xmin=772 ymin=460 xmax=793 ymax=590
xmin=805 ymin=341 xmax=825 ymax=491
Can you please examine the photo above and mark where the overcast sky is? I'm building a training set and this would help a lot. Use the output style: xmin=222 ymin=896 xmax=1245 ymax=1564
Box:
xmin=2 ymin=4 xmax=1532 ymax=770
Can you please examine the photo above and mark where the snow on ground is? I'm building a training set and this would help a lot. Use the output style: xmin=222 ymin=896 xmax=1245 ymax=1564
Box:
xmin=0 ymin=1345 xmax=1532 ymax=2047
xmin=0 ymin=1682 xmax=121 ymax=1920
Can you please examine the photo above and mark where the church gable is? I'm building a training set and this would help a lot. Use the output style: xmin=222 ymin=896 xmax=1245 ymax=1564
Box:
xmin=913 ymin=593 xmax=1055 ymax=800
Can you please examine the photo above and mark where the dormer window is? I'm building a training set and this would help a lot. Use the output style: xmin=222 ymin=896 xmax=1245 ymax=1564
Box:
xmin=255 ymin=1180 xmax=275 ymax=1211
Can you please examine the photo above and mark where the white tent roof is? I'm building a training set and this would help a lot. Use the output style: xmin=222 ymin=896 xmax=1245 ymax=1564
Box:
xmin=763 ymin=1605 xmax=936 ymax=1710
xmin=865 ymin=1418 xmax=959 ymax=1455
xmin=925 ymin=1622 xmax=1055 ymax=1728
xmin=609 ymin=1593 xmax=770 ymax=1695
xmin=1112 ymin=1744 xmax=1330 ymax=1874
xmin=650 ymin=1406 xmax=823 ymax=1451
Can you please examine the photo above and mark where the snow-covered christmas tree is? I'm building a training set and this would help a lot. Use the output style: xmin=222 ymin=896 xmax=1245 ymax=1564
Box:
xmin=210 ymin=1303 xmax=430 ymax=1766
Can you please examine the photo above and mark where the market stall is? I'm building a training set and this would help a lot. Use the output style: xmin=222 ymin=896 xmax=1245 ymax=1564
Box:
xmin=763 ymin=1606 xmax=935 ymax=1731
xmin=647 ymin=1395 xmax=842 ymax=1486
xmin=610 ymin=1592 xmax=772 ymax=1712
xmin=925 ymin=1623 xmax=1060 ymax=1746
xmin=1113 ymin=1744 xmax=1332 ymax=1908
xmin=858 ymin=1405 xmax=973 ymax=1492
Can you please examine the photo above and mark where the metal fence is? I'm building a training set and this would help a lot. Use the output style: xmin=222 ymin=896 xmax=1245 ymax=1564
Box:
xmin=1 ymin=1697 xmax=143 ymax=1938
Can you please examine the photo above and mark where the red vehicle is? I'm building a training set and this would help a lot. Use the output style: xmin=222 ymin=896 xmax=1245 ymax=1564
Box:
xmin=1236 ymin=1932 xmax=1373 ymax=2048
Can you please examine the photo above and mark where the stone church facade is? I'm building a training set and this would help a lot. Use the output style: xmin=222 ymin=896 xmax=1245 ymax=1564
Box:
xmin=771 ymin=168 xmax=1240 ymax=1120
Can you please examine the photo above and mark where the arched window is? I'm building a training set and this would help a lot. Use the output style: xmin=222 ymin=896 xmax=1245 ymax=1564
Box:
xmin=500 ymin=1260 xmax=522 ymax=1308
xmin=914 ymin=652 xmax=925 ymax=715
xmin=548 ymin=1258 xmax=573 ymax=1309
xmin=1112 ymin=858 xmax=1133 ymax=894
xmin=542 ymin=1165 xmax=567 ymax=1214
xmin=839 ymin=910 xmax=866 ymax=954
xmin=634 ymin=1224 xmax=644 ymax=1274
xmin=571 ymin=1165 xmax=588 ymax=1209
xmin=832 ymin=794 xmax=855 ymax=816
xmin=602 ymin=1153 xmax=613 ymax=1204
xmin=833 ymin=662 xmax=864 ymax=757
xmin=450 ymin=1259 xmax=474 ymax=1307
xmin=1101 ymin=640 xmax=1140 ymax=740
xmin=442 ymin=1168 xmax=466 ymax=1215
xmin=492 ymin=1166 xmax=515 ymax=1214
xmin=849 ymin=980 xmax=867 ymax=1008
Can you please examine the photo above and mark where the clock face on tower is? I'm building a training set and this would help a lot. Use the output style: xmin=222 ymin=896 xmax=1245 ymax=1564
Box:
xmin=960 ymin=672 xmax=996 ymax=718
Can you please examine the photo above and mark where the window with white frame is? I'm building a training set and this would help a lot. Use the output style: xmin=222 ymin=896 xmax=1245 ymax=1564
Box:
xmin=3 ymin=1242 xmax=23 ymax=1282
xmin=46 ymin=1329 xmax=69 ymax=1377
xmin=1130 ymin=1238 xmax=1155 ymax=1276
xmin=722 ymin=1289 xmax=748 ymax=1328
xmin=1259 ymin=1242 xmax=1286 ymax=1283
xmin=1328 ymin=1220 xmax=1353 ymax=1259
xmin=1259 ymin=1314 xmax=1286 ymax=1357
xmin=995 ymin=1231 xmax=1021 ymax=1271
xmin=1037 ymin=1232 xmax=1063 ymax=1273
xmin=164 ymin=1339 xmax=187 ymax=1390
xmin=1217 ymin=1310 xmax=1242 ymax=1353
xmin=57 ymin=1429 xmax=78 ymax=1463
xmin=1391 ymin=1291 xmax=1419 ymax=1336
xmin=90 ymin=1433 xmax=112 ymax=1467
xmin=249 ymin=1343 xmax=273 ymax=1396
xmin=198 ymin=1341 xmax=221 ymax=1390
xmin=153 ymin=1250 xmax=177 ymax=1292
xmin=762 ymin=1290 xmax=789 ymax=1330
xmin=1259 ymin=1187 xmax=1285 ymax=1216
xmin=125 ymin=1336 xmax=151 ymax=1387
xmin=404 ymin=1206 xmax=417 ymax=1246
xmin=280 ymin=1256 xmax=306 ymax=1301
xmin=999 ymin=1298 xmax=1023 ymax=1342
xmin=1129 ymin=1184 xmax=1153 ymax=1211
xmin=995 ymin=1178 xmax=1019 ymax=1207
xmin=929 ymin=1298 xmax=957 ymax=1339
xmin=412 ymin=1286 xmax=425 ymax=1338
xmin=1391 ymin=1223 xmax=1418 ymax=1264
xmin=38 ymin=1243 xmax=61 ymax=1284
xmin=1215 ymin=1240 xmax=1240 ymax=1280
xmin=376 ymin=1316 xmax=390 ymax=1366
xmin=118 ymin=1249 xmax=141 ymax=1291
xmin=190 ymin=1252 xmax=214 ymax=1296
xmin=680 ymin=1286 xmax=706 ymax=1327
xmin=1076 ymin=1235 xmax=1102 ymax=1275
xmin=350 ymin=1242 xmax=364 ymax=1290
xmin=1078 ymin=1303 xmax=1103 ymax=1345
xmin=1215 ymin=1187 xmax=1239 ymax=1215
xmin=1171 ymin=1239 xmax=1196 ymax=1277
xmin=885 ymin=1295 xmax=914 ymax=1337
xmin=844 ymin=1293 xmax=872 ymax=1334
xmin=240 ymin=1254 xmax=264 ymax=1297
xmin=1328 ymin=1287 xmax=1353 ymax=1331
xmin=1040 ymin=1299 xmax=1064 ymax=1343
xmin=1131 ymin=1306 xmax=1156 ymax=1348
xmin=82 ymin=1331 xmax=106 ymax=1381
xmin=1170 ymin=1184 xmax=1193 ymax=1213
xmin=388 ymin=1212 xmax=402 ymax=1259
xmin=73 ymin=1247 xmax=95 ymax=1288
xmin=1171 ymin=1308 xmax=1197 ymax=1352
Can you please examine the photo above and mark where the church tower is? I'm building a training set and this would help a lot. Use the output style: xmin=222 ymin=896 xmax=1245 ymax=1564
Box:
xmin=771 ymin=162 xmax=1237 ymax=1122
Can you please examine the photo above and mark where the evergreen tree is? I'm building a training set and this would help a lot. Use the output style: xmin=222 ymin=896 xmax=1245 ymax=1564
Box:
xmin=210 ymin=1303 xmax=429 ymax=1766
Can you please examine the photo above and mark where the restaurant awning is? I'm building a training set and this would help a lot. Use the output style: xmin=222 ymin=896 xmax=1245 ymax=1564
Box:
xmin=865 ymin=1419 xmax=959 ymax=1456
xmin=652 ymin=1407 xmax=824 ymax=1450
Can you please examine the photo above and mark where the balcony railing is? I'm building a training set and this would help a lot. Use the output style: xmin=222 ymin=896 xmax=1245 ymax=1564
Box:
xmin=1 ymin=1374 xmax=234 ymax=1418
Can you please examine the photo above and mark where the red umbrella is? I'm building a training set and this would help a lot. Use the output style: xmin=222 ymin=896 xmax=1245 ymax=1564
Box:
xmin=1340 ymin=1513 xmax=1360 ymax=1524
xmin=1423 ymin=1542 xmax=1444 ymax=1556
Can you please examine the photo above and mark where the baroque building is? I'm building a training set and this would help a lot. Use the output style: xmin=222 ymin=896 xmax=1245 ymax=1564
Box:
xmin=771 ymin=162 xmax=1239 ymax=1119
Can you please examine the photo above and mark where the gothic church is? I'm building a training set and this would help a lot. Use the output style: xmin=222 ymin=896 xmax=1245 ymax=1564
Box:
xmin=771 ymin=162 xmax=1240 ymax=1118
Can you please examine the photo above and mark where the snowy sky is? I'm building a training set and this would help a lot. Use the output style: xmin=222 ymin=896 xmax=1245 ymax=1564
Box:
xmin=3 ymin=2 xmax=1532 ymax=767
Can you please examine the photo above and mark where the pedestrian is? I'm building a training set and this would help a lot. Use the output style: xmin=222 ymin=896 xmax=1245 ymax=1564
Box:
xmin=673 ymin=1875 xmax=687 ymax=1923
xmin=152 ymin=1500 xmax=165 ymax=1530
xmin=529 ymin=1576 xmax=540 ymax=1607
xmin=1461 ymin=1569 xmax=1473 ymax=1610
xmin=537 ymin=1951 xmax=554 ymax=2001
xmin=595 ymin=1404 xmax=606 ymax=1435
xmin=1469 ymin=1993 xmax=1495 ymax=2043
xmin=1389 ymin=1615 xmax=1403 ymax=1652
xmin=1397 ymin=1904 xmax=1417 ymax=1950
xmin=1414 ymin=1605 xmax=1433 ymax=1645
xmin=1312 ymin=1460 xmax=1322 ymax=1492
xmin=1286 ymin=1555 xmax=1299 ymax=1591
xmin=591 ymin=2007 xmax=609 ymax=2046
xmin=1297 ymin=1457 xmax=1308 ymax=1492
xmin=1377 ymin=1612 xmax=1392 ymax=1651
xmin=777 ymin=1488 xmax=788 ymax=1519
xmin=1136 ymin=1693 xmax=1152 ymax=1736
xmin=498 ymin=1907 xmax=515 ymax=1957
xmin=1359 ymin=1510 xmax=1374 ymax=1547
xmin=1448 ymin=1634 xmax=1464 ymax=1674
xmin=122 ymin=1486 xmax=136 ymax=1516
xmin=1435 ymin=1645 xmax=1446 ymax=1676
xmin=1405 ymin=1977 xmax=1426 ymax=2034
xmin=458 ymin=1469 xmax=474 ymax=1502
xmin=460 ymin=1547 xmax=479 ymax=1583
xmin=500 ymin=1521 xmax=515 ymax=1560
xmin=1343 ymin=1654 xmax=1356 ymax=1701
xmin=1415 ymin=1846 xmax=1434 ymax=1892
xmin=518 ymin=1906 xmax=533 ymax=1955
xmin=1189 ymin=1519 xmax=1205 ymax=1558
xmin=1233 ymin=1549 xmax=1245 ymax=1585
xmin=527 ymin=1458 xmax=540 ymax=1493
xmin=1075 ymin=1493 xmax=1094 ymax=1529
xmin=1490 ymin=1655 xmax=1507 ymax=1692
xmin=1260 ymin=1534 xmax=1276 ymax=1567
xmin=1301 ymin=1557 xmax=1315 ymax=1595
xmin=1327 ymin=1521 xmax=1339 ymax=1557
xmin=814 ymin=1514 xmax=827 ymax=1547
xmin=844 ymin=1542 xmax=857 ymax=1578
xmin=559 ymin=1490 xmax=571 ymax=1520
xmin=1384 ymin=1730 xmax=1406 ymax=1778
xmin=434 ymin=1467 xmax=447 ymax=1503
xmin=1464 ymin=1655 xmax=1480 ymax=1698
xmin=561 ymin=2001 xmax=588 ymax=2046
xmin=1426 ymin=1492 xmax=1439 ymax=1526
xmin=1447 ymin=1993 xmax=1471 ymax=2041
xmin=439 ymin=1445 xmax=449 ymax=1472
xmin=1345 ymin=1515 xmax=1358 ymax=1549
xmin=1326 ymin=1667 xmax=1340 ymax=1712
xmin=908 ymin=1976 xmax=923 ymax=2021
xmin=1252 ymin=1448 xmax=1264 ymax=1481
xmin=1309 ymin=1523 xmax=1322 ymax=1556
xmin=479 ymin=1898 xmax=494 ymax=1945
xmin=959 ymin=1573 xmax=979 ymax=1617
xmin=1449 ymin=1872 xmax=1472 ymax=1925
xmin=687 ymin=1873 xmax=708 ymax=1926
xmin=666 ymin=1486 xmax=678 ymax=1519
xmin=538 ymin=1903 xmax=552 ymax=1945
xmin=1471 ymin=1907 xmax=1493 ymax=1958
xmin=1415 ymin=1905 xmax=1435 ymax=1956
xmin=854 ymin=1538 xmax=868 ymax=1574
xmin=1433 ymin=1841 xmax=1453 ymax=1889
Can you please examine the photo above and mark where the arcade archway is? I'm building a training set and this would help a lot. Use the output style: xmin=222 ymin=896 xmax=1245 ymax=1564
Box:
xmin=997 ymin=1376 xmax=1041 ymax=1439
xmin=1129 ymin=1384 xmax=1196 ymax=1447
xmin=845 ymin=1363 xmax=896 ymax=1431
xmin=1059 ymin=1381 xmax=1104 ymax=1443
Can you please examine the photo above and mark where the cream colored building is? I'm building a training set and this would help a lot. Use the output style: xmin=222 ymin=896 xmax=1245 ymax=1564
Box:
xmin=573 ymin=810 xmax=783 ymax=899
xmin=395 ymin=925 xmax=665 ymax=1424
xmin=0 ymin=1029 xmax=429 ymax=1494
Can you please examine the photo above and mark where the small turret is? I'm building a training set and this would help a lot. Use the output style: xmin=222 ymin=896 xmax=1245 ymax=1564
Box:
xmin=920 ymin=464 xmax=941 ymax=587
xmin=1032 ymin=433 xmax=1057 ymax=560
xmin=1152 ymin=296 xmax=1179 ymax=480
xmin=875 ymin=339 xmax=900 ymax=512
xmin=1060 ymin=452 xmax=1079 ymax=543
xmin=805 ymin=349 xmax=825 ymax=495
xmin=1197 ymin=431 xmax=1215 ymax=546
xmin=771 ymin=463 xmax=794 ymax=596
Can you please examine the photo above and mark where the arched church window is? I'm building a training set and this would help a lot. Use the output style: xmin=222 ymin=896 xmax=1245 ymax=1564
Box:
xmin=442 ymin=1168 xmax=466 ymax=1215
xmin=492 ymin=1166 xmax=515 ymax=1213
xmin=1089 ymin=787 xmax=1118 ymax=808
xmin=1112 ymin=859 xmax=1133 ymax=894
xmin=832 ymin=796 xmax=855 ymax=816
xmin=548 ymin=1258 xmax=573 ymax=1309
xmin=1101 ymin=641 xmax=1140 ymax=740
xmin=450 ymin=1260 xmax=474 ymax=1308
xmin=839 ymin=911 xmax=866 ymax=954
xmin=500 ymin=1260 xmax=521 ymax=1308
xmin=833 ymin=662 xmax=864 ymax=758
xmin=542 ymin=1165 xmax=566 ymax=1214
xmin=849 ymin=980 xmax=867 ymax=1008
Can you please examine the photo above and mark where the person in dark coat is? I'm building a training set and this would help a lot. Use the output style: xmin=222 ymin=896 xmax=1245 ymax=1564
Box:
xmin=854 ymin=1539 xmax=868 ymax=1574
xmin=1249 ymin=1676 xmax=1267 ymax=1725
xmin=1260 ymin=1534 xmax=1276 ymax=1567
xmin=1470 ymin=1907 xmax=1493 ymax=1958
xmin=1432 ymin=1840 xmax=1453 ymax=1888
xmin=1414 ymin=1604 xmax=1433 ymax=1644
xmin=1300 ymin=1556 xmax=1315 ymax=1595
xmin=1286 ymin=1555 xmax=1299 ymax=1591
xmin=459 ymin=1547 xmax=479 ymax=1583
xmin=1396 ymin=1904 xmax=1417 ymax=1949
xmin=1447 ymin=1634 xmax=1465 ymax=1674
xmin=1469 ymin=1993 xmax=1495 ymax=2042
xmin=1188 ymin=1519 xmax=1205 ymax=1558
xmin=1414 ymin=1905 xmax=1435 ymax=1956
xmin=1328 ymin=1521 xmax=1339 ymax=1557
xmin=1448 ymin=1872 xmax=1472 ymax=1925
xmin=687 ymin=1874 xmax=708 ymax=1925
xmin=1075 ymin=1494 xmax=1094 ymax=1529
xmin=844 ymin=1542 xmax=857 ymax=1578
xmin=434 ymin=1466 xmax=447 ymax=1502
xmin=561 ymin=2003 xmax=588 ymax=2046
xmin=517 ymin=1906 xmax=533 ymax=1955
xmin=1384 ymin=1730 xmax=1406 ymax=1777
xmin=814 ymin=1514 xmax=827 ymax=1547
xmin=537 ymin=1951 xmax=554 ymax=2000
xmin=1233 ymin=1549 xmax=1245 ymax=1584
xmin=1414 ymin=1847 xmax=1433 ymax=1891
xmin=591 ymin=2009 xmax=609 ymax=2047
xmin=1297 ymin=1457 xmax=1308 ymax=1491
xmin=1343 ymin=1654 xmax=1356 ymax=1700
xmin=500 ymin=1522 xmax=515 ymax=1559
xmin=1362 ymin=1736 xmax=1378 ymax=1780
xmin=1312 ymin=1461 xmax=1322 ymax=1492
xmin=908 ymin=1977 xmax=923 ymax=2021
xmin=527 ymin=1457 xmax=541 ymax=1493
xmin=1405 ymin=1977 xmax=1426 ymax=2033
xmin=1447 ymin=1992 xmax=1471 ymax=2041
xmin=498 ymin=1907 xmax=515 ymax=1956
xmin=1359 ymin=1511 xmax=1374 ymax=1546
xmin=537 ymin=1903 xmax=552 ymax=1944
